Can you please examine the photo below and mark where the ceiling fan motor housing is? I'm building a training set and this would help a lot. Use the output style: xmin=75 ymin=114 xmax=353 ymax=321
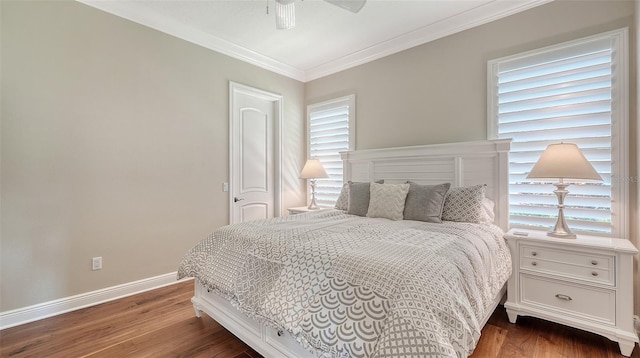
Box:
xmin=274 ymin=0 xmax=366 ymax=29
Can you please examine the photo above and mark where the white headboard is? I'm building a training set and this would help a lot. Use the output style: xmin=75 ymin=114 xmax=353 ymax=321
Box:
xmin=340 ymin=139 xmax=511 ymax=231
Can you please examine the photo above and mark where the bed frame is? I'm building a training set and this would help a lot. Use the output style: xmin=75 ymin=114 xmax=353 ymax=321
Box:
xmin=191 ymin=139 xmax=512 ymax=357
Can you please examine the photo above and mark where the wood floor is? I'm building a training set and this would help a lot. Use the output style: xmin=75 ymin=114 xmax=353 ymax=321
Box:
xmin=1 ymin=279 xmax=637 ymax=358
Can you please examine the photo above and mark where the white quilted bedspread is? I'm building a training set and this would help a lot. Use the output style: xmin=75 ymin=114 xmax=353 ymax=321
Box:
xmin=177 ymin=209 xmax=511 ymax=358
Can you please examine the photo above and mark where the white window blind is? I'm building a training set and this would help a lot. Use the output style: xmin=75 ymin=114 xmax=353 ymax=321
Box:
xmin=488 ymin=29 xmax=628 ymax=237
xmin=307 ymin=95 xmax=355 ymax=208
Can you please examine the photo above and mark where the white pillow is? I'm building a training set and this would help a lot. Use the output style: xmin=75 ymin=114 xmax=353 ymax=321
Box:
xmin=367 ymin=183 xmax=410 ymax=221
xmin=480 ymin=197 xmax=496 ymax=223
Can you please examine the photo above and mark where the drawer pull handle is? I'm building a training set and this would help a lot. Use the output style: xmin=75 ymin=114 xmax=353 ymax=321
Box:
xmin=531 ymin=261 xmax=537 ymax=266
xmin=591 ymin=271 xmax=598 ymax=277
xmin=277 ymin=330 xmax=284 ymax=337
xmin=555 ymin=294 xmax=572 ymax=301
xmin=591 ymin=260 xmax=598 ymax=266
xmin=531 ymin=252 xmax=537 ymax=256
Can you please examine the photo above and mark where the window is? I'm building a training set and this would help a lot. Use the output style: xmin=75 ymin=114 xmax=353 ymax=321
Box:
xmin=488 ymin=29 xmax=628 ymax=237
xmin=307 ymin=95 xmax=355 ymax=207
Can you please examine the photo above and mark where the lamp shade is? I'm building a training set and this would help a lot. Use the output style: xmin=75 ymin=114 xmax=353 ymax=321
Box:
xmin=527 ymin=143 xmax=602 ymax=182
xmin=300 ymin=159 xmax=329 ymax=179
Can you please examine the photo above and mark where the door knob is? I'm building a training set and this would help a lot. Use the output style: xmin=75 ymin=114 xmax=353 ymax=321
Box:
xmin=234 ymin=197 xmax=244 ymax=202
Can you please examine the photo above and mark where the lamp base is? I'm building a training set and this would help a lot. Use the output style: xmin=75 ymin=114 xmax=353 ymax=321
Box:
xmin=547 ymin=231 xmax=577 ymax=239
xmin=548 ymin=181 xmax=577 ymax=239
xmin=307 ymin=179 xmax=320 ymax=210
xmin=307 ymin=193 xmax=319 ymax=210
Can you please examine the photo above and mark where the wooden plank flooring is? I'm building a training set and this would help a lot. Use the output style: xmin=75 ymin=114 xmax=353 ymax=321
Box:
xmin=1 ymin=279 xmax=637 ymax=357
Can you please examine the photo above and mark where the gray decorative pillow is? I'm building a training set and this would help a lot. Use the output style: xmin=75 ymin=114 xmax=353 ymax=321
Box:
xmin=347 ymin=180 xmax=384 ymax=216
xmin=367 ymin=183 xmax=410 ymax=220
xmin=403 ymin=182 xmax=451 ymax=223
xmin=442 ymin=184 xmax=487 ymax=223
xmin=334 ymin=183 xmax=349 ymax=210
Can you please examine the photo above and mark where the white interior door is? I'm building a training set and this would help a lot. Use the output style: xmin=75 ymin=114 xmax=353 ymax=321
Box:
xmin=230 ymin=82 xmax=282 ymax=224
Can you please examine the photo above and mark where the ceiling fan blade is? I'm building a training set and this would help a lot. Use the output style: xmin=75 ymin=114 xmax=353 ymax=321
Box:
xmin=324 ymin=0 xmax=367 ymax=13
xmin=275 ymin=0 xmax=295 ymax=29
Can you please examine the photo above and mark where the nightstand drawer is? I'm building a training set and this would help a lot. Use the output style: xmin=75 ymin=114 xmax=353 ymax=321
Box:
xmin=520 ymin=245 xmax=614 ymax=285
xmin=521 ymin=274 xmax=615 ymax=325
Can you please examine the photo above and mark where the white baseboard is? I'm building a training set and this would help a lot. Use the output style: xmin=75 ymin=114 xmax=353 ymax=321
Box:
xmin=0 ymin=272 xmax=190 ymax=330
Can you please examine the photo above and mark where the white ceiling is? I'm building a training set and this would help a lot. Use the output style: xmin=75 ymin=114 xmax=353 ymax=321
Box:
xmin=78 ymin=0 xmax=552 ymax=82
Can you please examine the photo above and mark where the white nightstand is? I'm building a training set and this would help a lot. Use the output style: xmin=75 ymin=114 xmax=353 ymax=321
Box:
xmin=287 ymin=206 xmax=316 ymax=215
xmin=504 ymin=229 xmax=639 ymax=357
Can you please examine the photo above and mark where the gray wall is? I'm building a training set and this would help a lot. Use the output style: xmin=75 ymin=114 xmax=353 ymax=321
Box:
xmin=306 ymin=0 xmax=639 ymax=313
xmin=0 ymin=0 xmax=305 ymax=311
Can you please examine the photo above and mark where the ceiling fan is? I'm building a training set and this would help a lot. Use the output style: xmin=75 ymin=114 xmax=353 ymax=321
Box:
xmin=273 ymin=0 xmax=367 ymax=29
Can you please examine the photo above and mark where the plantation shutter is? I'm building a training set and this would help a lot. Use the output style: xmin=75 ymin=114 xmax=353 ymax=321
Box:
xmin=488 ymin=29 xmax=628 ymax=237
xmin=307 ymin=95 xmax=355 ymax=207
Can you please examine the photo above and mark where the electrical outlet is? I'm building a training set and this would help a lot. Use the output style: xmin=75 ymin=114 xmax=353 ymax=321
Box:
xmin=634 ymin=315 xmax=640 ymax=336
xmin=92 ymin=257 xmax=102 ymax=271
xmin=223 ymin=182 xmax=229 ymax=192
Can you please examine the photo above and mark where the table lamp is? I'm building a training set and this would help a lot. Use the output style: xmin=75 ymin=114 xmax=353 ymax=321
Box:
xmin=300 ymin=158 xmax=329 ymax=210
xmin=526 ymin=143 xmax=602 ymax=239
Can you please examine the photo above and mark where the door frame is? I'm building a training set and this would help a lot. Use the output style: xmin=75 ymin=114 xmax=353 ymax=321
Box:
xmin=229 ymin=81 xmax=283 ymax=223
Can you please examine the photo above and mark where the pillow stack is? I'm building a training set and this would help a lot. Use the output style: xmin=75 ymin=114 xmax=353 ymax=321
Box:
xmin=334 ymin=180 xmax=384 ymax=213
xmin=334 ymin=181 xmax=493 ymax=224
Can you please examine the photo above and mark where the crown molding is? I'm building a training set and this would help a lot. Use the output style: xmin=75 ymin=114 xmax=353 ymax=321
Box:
xmin=77 ymin=0 xmax=551 ymax=83
xmin=304 ymin=0 xmax=553 ymax=81
xmin=77 ymin=0 xmax=307 ymax=81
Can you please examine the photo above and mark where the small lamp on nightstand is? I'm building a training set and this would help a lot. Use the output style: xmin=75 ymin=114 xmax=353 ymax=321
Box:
xmin=527 ymin=143 xmax=602 ymax=239
xmin=300 ymin=158 xmax=329 ymax=210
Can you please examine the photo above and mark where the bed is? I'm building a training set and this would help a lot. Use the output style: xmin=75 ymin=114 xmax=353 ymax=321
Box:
xmin=178 ymin=139 xmax=512 ymax=358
